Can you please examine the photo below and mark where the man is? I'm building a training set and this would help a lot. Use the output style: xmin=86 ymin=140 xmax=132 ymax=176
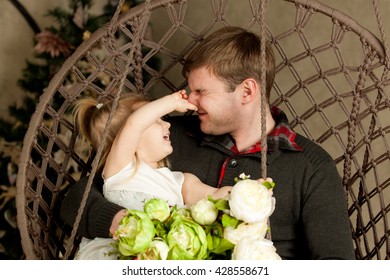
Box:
xmin=61 ymin=26 xmax=355 ymax=259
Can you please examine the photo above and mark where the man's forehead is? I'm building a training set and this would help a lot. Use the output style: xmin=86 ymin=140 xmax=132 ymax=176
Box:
xmin=188 ymin=66 xmax=217 ymax=86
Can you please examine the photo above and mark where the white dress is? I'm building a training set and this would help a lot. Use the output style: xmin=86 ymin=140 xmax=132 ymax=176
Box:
xmin=74 ymin=160 xmax=185 ymax=259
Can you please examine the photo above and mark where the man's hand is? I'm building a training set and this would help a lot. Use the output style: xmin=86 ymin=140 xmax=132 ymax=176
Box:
xmin=109 ymin=209 xmax=127 ymax=236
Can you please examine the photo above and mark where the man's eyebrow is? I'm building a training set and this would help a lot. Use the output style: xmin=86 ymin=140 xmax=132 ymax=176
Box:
xmin=188 ymin=84 xmax=208 ymax=94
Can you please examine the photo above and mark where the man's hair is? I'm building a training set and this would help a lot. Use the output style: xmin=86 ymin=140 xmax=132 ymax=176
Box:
xmin=182 ymin=26 xmax=275 ymax=101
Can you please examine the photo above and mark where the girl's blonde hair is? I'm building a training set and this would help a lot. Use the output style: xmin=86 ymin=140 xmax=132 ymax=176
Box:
xmin=73 ymin=94 xmax=169 ymax=172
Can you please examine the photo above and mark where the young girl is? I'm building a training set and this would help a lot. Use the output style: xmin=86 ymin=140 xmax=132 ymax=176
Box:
xmin=73 ymin=90 xmax=232 ymax=259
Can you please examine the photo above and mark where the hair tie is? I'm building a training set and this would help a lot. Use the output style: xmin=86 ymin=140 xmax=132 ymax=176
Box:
xmin=96 ymin=103 xmax=103 ymax=109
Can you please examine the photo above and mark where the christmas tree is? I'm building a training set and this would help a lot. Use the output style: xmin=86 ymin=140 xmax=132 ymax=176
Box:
xmin=0 ymin=0 xmax=146 ymax=260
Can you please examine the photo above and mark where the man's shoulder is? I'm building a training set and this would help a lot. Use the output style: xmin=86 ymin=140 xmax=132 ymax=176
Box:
xmin=294 ymin=133 xmax=335 ymax=164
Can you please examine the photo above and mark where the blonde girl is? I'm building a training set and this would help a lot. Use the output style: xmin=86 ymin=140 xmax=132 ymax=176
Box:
xmin=73 ymin=91 xmax=231 ymax=259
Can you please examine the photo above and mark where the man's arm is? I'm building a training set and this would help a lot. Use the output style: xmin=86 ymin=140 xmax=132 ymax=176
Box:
xmin=302 ymin=151 xmax=355 ymax=259
xmin=60 ymin=175 xmax=125 ymax=239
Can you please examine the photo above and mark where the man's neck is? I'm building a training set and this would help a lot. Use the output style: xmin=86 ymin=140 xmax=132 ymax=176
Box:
xmin=232 ymin=107 xmax=275 ymax=152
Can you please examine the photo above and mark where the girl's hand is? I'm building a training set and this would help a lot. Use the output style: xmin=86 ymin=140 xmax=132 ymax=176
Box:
xmin=257 ymin=177 xmax=273 ymax=184
xmin=257 ymin=177 xmax=274 ymax=195
xmin=172 ymin=90 xmax=198 ymax=113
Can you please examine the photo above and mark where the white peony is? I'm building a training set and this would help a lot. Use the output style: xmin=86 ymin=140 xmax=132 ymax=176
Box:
xmin=190 ymin=198 xmax=218 ymax=225
xmin=232 ymin=238 xmax=282 ymax=260
xmin=224 ymin=220 xmax=268 ymax=245
xmin=229 ymin=179 xmax=275 ymax=223
xmin=137 ymin=238 xmax=170 ymax=260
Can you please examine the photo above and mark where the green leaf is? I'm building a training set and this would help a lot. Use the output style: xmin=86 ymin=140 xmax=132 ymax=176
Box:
xmin=221 ymin=213 xmax=239 ymax=228
xmin=207 ymin=196 xmax=230 ymax=211
xmin=262 ymin=181 xmax=276 ymax=190
xmin=207 ymin=234 xmax=234 ymax=254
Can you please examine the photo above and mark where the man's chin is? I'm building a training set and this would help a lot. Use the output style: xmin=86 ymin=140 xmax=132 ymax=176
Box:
xmin=200 ymin=123 xmax=220 ymax=135
xmin=199 ymin=122 xmax=210 ymax=133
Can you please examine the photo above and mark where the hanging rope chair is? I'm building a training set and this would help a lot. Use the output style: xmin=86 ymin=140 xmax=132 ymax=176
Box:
xmin=16 ymin=0 xmax=390 ymax=260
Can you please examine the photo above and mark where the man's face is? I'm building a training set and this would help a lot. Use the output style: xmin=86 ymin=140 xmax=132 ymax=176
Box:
xmin=187 ymin=67 xmax=242 ymax=135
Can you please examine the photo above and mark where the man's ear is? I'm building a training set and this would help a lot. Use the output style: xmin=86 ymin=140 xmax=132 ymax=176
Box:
xmin=241 ymin=78 xmax=258 ymax=104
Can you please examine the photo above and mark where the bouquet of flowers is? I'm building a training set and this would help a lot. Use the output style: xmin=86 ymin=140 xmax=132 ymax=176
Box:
xmin=110 ymin=174 xmax=281 ymax=260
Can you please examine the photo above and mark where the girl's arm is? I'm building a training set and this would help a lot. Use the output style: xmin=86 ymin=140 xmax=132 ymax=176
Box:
xmin=182 ymin=173 xmax=232 ymax=205
xmin=104 ymin=90 xmax=197 ymax=178
xmin=181 ymin=175 xmax=274 ymax=205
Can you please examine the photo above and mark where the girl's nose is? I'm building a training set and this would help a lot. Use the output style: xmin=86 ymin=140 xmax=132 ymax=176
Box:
xmin=163 ymin=120 xmax=171 ymax=128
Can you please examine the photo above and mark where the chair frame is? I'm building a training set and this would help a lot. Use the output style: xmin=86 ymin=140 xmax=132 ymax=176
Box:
xmin=16 ymin=0 xmax=390 ymax=259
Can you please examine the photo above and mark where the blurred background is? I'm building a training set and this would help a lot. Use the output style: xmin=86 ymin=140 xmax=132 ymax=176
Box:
xmin=0 ymin=0 xmax=389 ymax=259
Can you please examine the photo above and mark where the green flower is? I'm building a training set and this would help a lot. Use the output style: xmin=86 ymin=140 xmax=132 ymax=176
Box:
xmin=169 ymin=207 xmax=192 ymax=223
xmin=167 ymin=217 xmax=208 ymax=260
xmin=144 ymin=198 xmax=170 ymax=222
xmin=115 ymin=210 xmax=155 ymax=257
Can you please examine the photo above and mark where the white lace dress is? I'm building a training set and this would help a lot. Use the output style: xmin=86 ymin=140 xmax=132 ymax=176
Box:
xmin=74 ymin=160 xmax=185 ymax=259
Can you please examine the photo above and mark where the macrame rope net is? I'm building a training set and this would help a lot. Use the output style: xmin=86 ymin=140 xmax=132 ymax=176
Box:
xmin=16 ymin=0 xmax=390 ymax=260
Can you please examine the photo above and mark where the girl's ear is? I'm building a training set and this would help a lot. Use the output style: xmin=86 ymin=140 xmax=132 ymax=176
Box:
xmin=241 ymin=78 xmax=258 ymax=104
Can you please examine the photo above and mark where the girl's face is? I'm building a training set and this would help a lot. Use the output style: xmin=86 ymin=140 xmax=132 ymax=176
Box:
xmin=136 ymin=118 xmax=172 ymax=168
